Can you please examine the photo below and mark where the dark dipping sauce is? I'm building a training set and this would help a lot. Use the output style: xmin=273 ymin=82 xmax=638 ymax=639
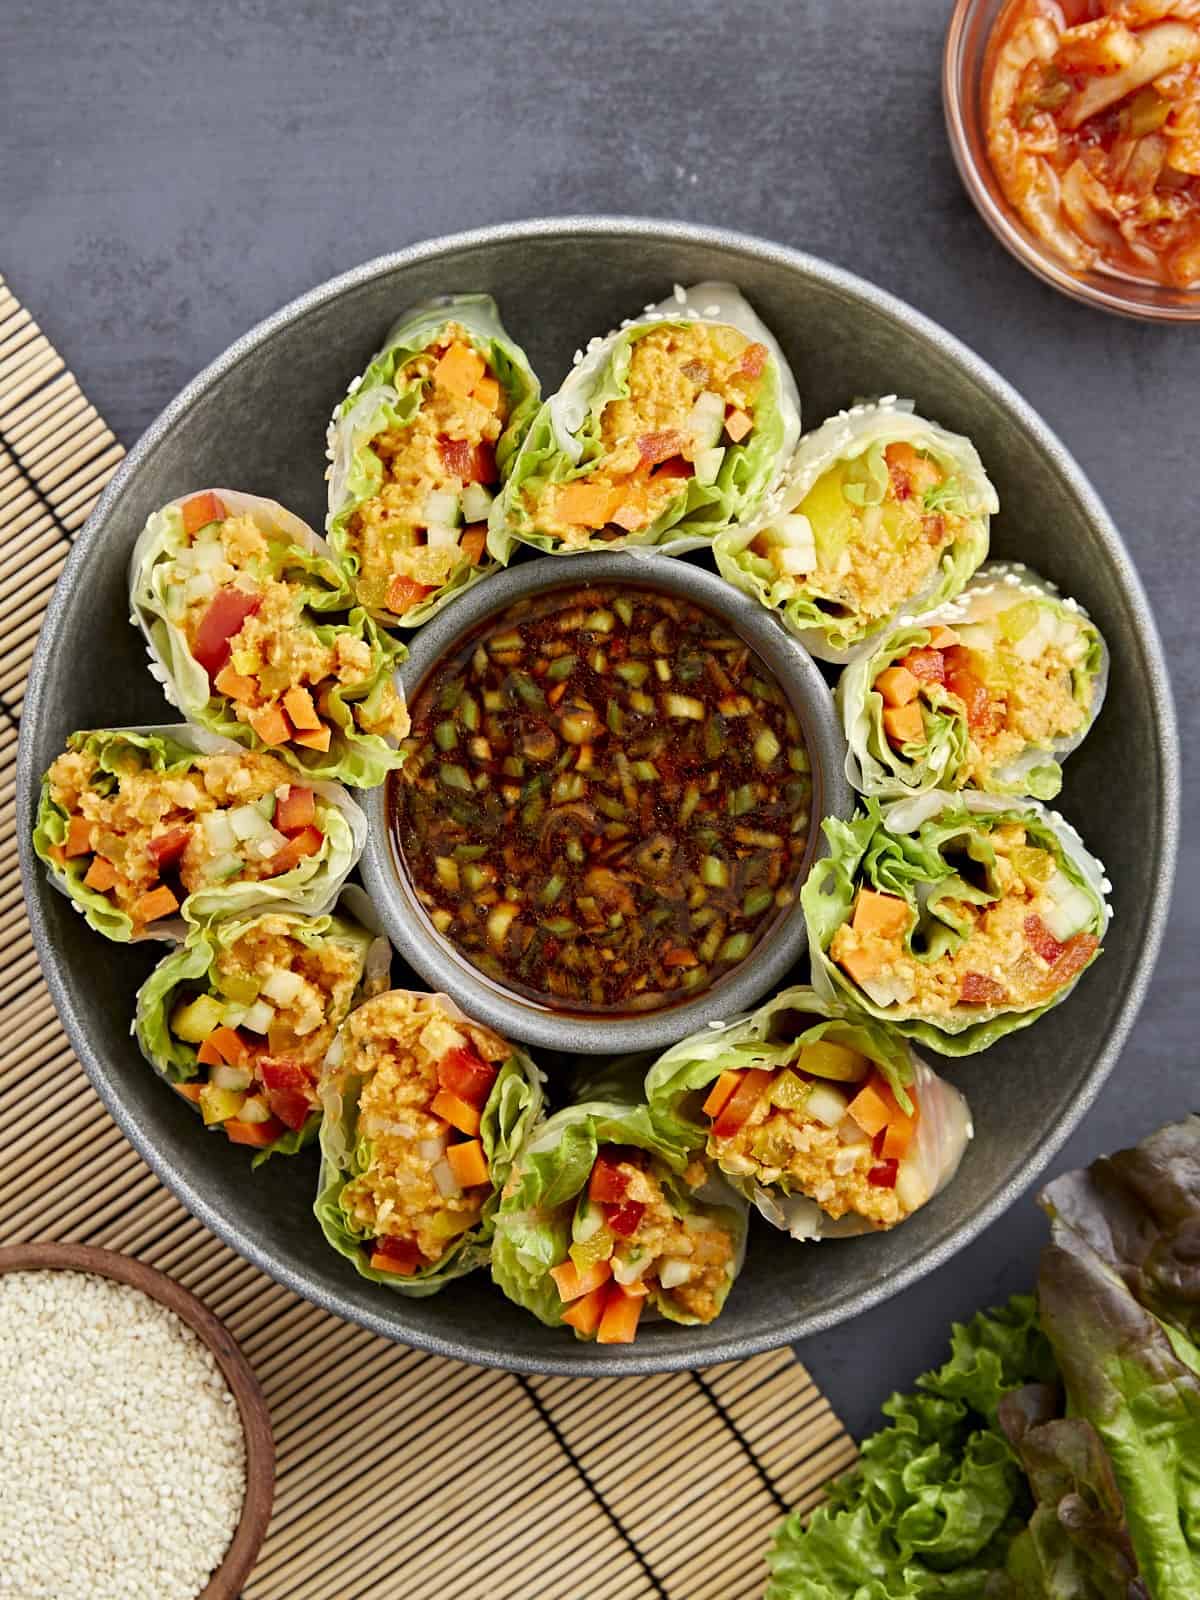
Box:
xmin=389 ymin=584 xmax=814 ymax=1014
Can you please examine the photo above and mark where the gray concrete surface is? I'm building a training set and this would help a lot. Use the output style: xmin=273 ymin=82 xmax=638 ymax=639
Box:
xmin=5 ymin=0 xmax=1196 ymax=1442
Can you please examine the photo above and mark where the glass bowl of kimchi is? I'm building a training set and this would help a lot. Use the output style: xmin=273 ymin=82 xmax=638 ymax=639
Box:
xmin=944 ymin=0 xmax=1200 ymax=322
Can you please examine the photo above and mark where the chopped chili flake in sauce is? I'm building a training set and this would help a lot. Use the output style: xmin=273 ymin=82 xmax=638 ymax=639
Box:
xmin=984 ymin=0 xmax=1200 ymax=288
xmin=389 ymin=584 xmax=815 ymax=1013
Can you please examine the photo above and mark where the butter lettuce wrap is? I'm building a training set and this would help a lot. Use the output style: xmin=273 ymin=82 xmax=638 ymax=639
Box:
xmin=314 ymin=990 xmax=544 ymax=1295
xmin=646 ymin=985 xmax=971 ymax=1241
xmin=803 ymin=791 xmax=1111 ymax=1056
xmin=491 ymin=1100 xmax=748 ymax=1344
xmin=134 ymin=894 xmax=387 ymax=1161
xmin=32 ymin=725 xmax=367 ymax=942
xmin=489 ymin=281 xmax=800 ymax=560
xmin=326 ymin=295 xmax=540 ymax=625
xmin=839 ymin=561 xmax=1109 ymax=801
xmin=129 ymin=487 xmax=408 ymax=787
xmin=716 ymin=398 xmax=996 ymax=663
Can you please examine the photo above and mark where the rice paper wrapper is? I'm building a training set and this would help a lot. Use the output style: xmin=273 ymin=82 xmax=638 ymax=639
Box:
xmin=716 ymin=398 xmax=996 ymax=663
xmin=802 ymin=791 xmax=1112 ymax=1056
xmin=838 ymin=560 xmax=1109 ymax=801
xmin=129 ymin=488 xmax=408 ymax=789
xmin=489 ymin=281 xmax=801 ymax=561
xmin=490 ymin=1098 xmax=748 ymax=1331
xmin=644 ymin=983 xmax=971 ymax=1240
xmin=31 ymin=724 xmax=367 ymax=943
xmin=314 ymin=990 xmax=545 ymax=1296
xmin=132 ymin=896 xmax=383 ymax=1164
xmin=326 ymin=294 xmax=541 ymax=626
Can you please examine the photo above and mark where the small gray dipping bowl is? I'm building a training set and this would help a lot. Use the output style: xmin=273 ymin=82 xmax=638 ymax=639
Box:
xmin=361 ymin=551 xmax=851 ymax=1054
xmin=17 ymin=219 xmax=1178 ymax=1376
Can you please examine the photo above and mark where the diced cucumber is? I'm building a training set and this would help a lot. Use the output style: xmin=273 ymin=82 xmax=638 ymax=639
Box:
xmin=261 ymin=968 xmax=304 ymax=1006
xmin=205 ymin=852 xmax=244 ymax=883
xmin=214 ymin=970 xmax=259 ymax=1006
xmin=170 ymin=994 xmax=225 ymax=1044
xmin=199 ymin=1083 xmax=245 ymax=1125
xmin=240 ymin=999 xmax=276 ymax=1035
xmin=693 ymin=446 xmax=725 ymax=485
xmin=200 ymin=809 xmax=238 ymax=855
xmin=229 ymin=804 xmax=272 ymax=843
xmin=423 ymin=490 xmax=461 ymax=527
xmin=254 ymin=793 xmax=277 ymax=822
xmin=1041 ymin=870 xmax=1094 ymax=941
xmin=461 ymin=483 xmax=494 ymax=522
xmin=211 ymin=1062 xmax=252 ymax=1092
xmin=997 ymin=600 xmax=1039 ymax=642
xmin=687 ymin=390 xmax=726 ymax=450
xmin=220 ymin=1005 xmax=247 ymax=1030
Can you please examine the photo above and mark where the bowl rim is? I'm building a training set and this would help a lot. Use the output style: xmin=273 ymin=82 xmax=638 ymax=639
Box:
xmin=16 ymin=216 xmax=1180 ymax=1375
xmin=0 ymin=1241 xmax=274 ymax=1596
xmin=361 ymin=548 xmax=850 ymax=1053
xmin=942 ymin=0 xmax=1200 ymax=324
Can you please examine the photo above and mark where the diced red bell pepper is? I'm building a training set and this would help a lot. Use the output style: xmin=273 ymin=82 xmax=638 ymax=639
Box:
xmin=1044 ymin=932 xmax=1099 ymax=993
xmin=386 ymin=574 xmax=433 ymax=615
xmin=596 ymin=1284 xmax=644 ymax=1344
xmin=868 ymin=1159 xmax=899 ymax=1189
xmin=436 ymin=1046 xmax=498 ymax=1109
xmin=650 ymin=455 xmax=693 ymax=480
xmin=960 ymin=971 xmax=1008 ymax=1005
xmin=192 ymin=588 xmax=262 ymax=682
xmin=712 ymin=1067 xmax=773 ymax=1139
xmin=1024 ymin=914 xmax=1065 ymax=966
xmin=180 ymin=492 xmax=228 ymax=536
xmin=605 ymin=1200 xmax=645 ymax=1238
xmin=437 ymin=436 xmax=474 ymax=478
xmin=224 ymin=1115 xmax=286 ymax=1148
xmin=266 ymin=1088 xmax=313 ymax=1132
xmin=467 ymin=441 xmax=497 ymax=485
xmin=147 ymin=825 xmax=190 ymax=871
xmin=638 ymin=429 xmax=688 ymax=466
xmin=270 ymin=826 xmax=324 ymax=875
xmin=942 ymin=647 xmax=996 ymax=733
xmin=739 ymin=342 xmax=768 ymax=378
xmin=588 ymin=1153 xmax=631 ymax=1205
xmin=901 ymin=649 xmax=946 ymax=685
xmin=260 ymin=1058 xmax=308 ymax=1093
xmin=275 ymin=786 xmax=316 ymax=835
xmin=370 ymin=1237 xmax=423 ymax=1275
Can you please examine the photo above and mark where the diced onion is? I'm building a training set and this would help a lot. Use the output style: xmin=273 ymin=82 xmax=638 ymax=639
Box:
xmin=189 ymin=538 xmax=226 ymax=573
xmin=211 ymin=1063 xmax=252 ymax=1092
xmin=184 ymin=573 xmax=217 ymax=606
xmin=238 ymin=1096 xmax=271 ymax=1125
xmin=240 ymin=999 xmax=276 ymax=1036
xmin=895 ymin=1160 xmax=927 ymax=1214
xmin=574 ymin=1206 xmax=604 ymax=1243
xmin=418 ymin=1135 xmax=448 ymax=1163
xmin=806 ymin=1083 xmax=849 ymax=1128
xmin=658 ymin=1258 xmax=695 ymax=1289
xmin=255 ymin=828 xmax=289 ymax=859
xmin=612 ymin=1253 xmax=649 ymax=1285
xmin=432 ymin=1158 xmax=461 ymax=1198
xmin=425 ymin=523 xmax=461 ymax=550
xmin=837 ymin=1116 xmax=870 ymax=1147
xmin=1012 ymin=610 xmax=1057 ymax=663
xmin=262 ymin=968 xmax=304 ymax=1006
xmin=228 ymin=804 xmax=273 ymax=843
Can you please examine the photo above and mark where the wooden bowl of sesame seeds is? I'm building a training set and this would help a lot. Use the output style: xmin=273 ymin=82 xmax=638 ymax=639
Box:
xmin=0 ymin=1242 xmax=274 ymax=1600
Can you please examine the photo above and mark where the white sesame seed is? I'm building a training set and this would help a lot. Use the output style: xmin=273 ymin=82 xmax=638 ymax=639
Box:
xmin=702 ymin=303 xmax=721 ymax=318
xmin=673 ymin=283 xmax=686 ymax=304
xmin=0 ymin=1271 xmax=247 ymax=1600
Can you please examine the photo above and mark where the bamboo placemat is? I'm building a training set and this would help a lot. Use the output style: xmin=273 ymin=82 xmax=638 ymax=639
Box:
xmin=0 ymin=275 xmax=856 ymax=1600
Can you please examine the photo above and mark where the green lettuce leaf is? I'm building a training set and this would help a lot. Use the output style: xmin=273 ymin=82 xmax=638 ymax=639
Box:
xmin=802 ymin=794 xmax=1109 ymax=1056
xmin=489 ymin=281 xmax=800 ymax=560
xmin=490 ymin=1099 xmax=745 ymax=1331
xmin=314 ymin=999 xmax=544 ymax=1296
xmin=326 ymin=294 xmax=540 ymax=625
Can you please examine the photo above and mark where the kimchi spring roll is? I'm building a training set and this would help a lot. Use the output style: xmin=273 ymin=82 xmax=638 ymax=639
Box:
xmin=491 ymin=1101 xmax=748 ymax=1345
xmin=134 ymin=900 xmax=387 ymax=1161
xmin=838 ymin=562 xmax=1108 ymax=801
xmin=802 ymin=792 xmax=1111 ymax=1056
xmin=129 ymin=488 xmax=408 ymax=788
xmin=645 ymin=986 xmax=972 ymax=1240
xmin=326 ymin=295 xmax=541 ymax=626
xmin=32 ymin=726 xmax=366 ymax=942
xmin=313 ymin=991 xmax=544 ymax=1295
xmin=716 ymin=399 xmax=996 ymax=662
xmin=489 ymin=282 xmax=800 ymax=559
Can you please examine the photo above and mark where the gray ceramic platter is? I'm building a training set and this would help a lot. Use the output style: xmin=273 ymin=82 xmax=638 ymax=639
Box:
xmin=17 ymin=219 xmax=1178 ymax=1376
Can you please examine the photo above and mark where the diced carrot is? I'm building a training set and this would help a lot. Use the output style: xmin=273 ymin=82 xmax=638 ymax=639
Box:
xmin=926 ymin=625 xmax=960 ymax=649
xmin=83 ymin=856 xmax=118 ymax=892
xmin=275 ymin=786 xmax=316 ymax=834
xmin=214 ymin=663 xmax=259 ymax=703
xmin=739 ymin=342 xmax=768 ymax=378
xmin=225 ymin=1116 xmax=286 ymax=1148
xmin=271 ymin=826 xmax=324 ymax=873
xmin=943 ymin=648 xmax=996 ymax=732
xmin=662 ymin=947 xmax=699 ymax=968
xmin=619 ymin=1277 xmax=650 ymax=1298
xmin=901 ymin=649 xmax=946 ymax=685
xmin=875 ymin=666 xmax=919 ymax=707
xmin=588 ymin=1154 xmax=630 ymax=1205
xmin=430 ymin=1089 xmax=481 ymax=1137
xmin=180 ymin=491 xmax=228 ymax=536
xmin=472 ymin=376 xmax=501 ymax=411
xmin=135 ymin=885 xmax=179 ymax=925
xmin=47 ymin=844 xmax=67 ymax=867
xmin=550 ymin=1259 xmax=612 ymax=1303
xmin=208 ymin=1026 xmax=250 ymax=1068
xmin=883 ymin=702 xmax=926 ymax=748
xmin=460 ymin=526 xmax=487 ymax=565
xmin=556 ymin=480 xmax=617 ymax=527
xmin=387 ymin=574 xmax=433 ymax=615
xmin=1042 ymin=933 xmax=1099 ymax=995
xmin=852 ymin=889 xmax=910 ymax=939
xmin=960 ymin=971 xmax=1008 ymax=1005
xmin=250 ymin=703 xmax=292 ymax=747
xmin=196 ymin=1037 xmax=223 ymax=1068
xmin=370 ymin=1238 xmax=423 ymax=1275
xmin=283 ymin=686 xmax=321 ymax=732
xmin=292 ymin=724 xmax=332 ymax=753
xmin=64 ymin=816 xmax=94 ymax=857
xmin=433 ymin=342 xmax=486 ymax=398
xmin=712 ymin=1067 xmax=773 ymax=1139
xmin=846 ymin=1077 xmax=896 ymax=1139
xmin=884 ymin=442 xmax=940 ymax=499
xmin=701 ymin=1070 xmax=743 ymax=1121
xmin=174 ymin=1082 xmax=205 ymax=1104
xmin=445 ymin=1139 xmax=490 ymax=1189
xmin=724 ymin=409 xmax=753 ymax=443
xmin=561 ymin=1283 xmax=609 ymax=1336
xmin=610 ymin=486 xmax=651 ymax=532
xmin=880 ymin=1112 xmax=918 ymax=1162
xmin=596 ymin=1285 xmax=644 ymax=1345
xmin=835 ymin=942 xmax=885 ymax=988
